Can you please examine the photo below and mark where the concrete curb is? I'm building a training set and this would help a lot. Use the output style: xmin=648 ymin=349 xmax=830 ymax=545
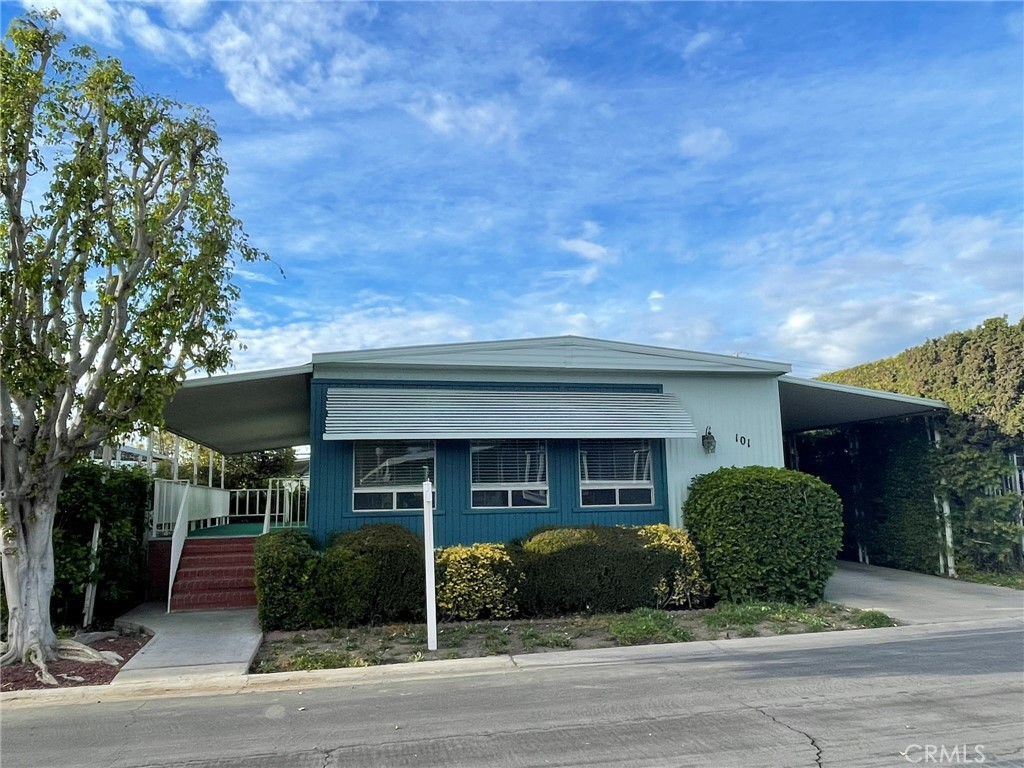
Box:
xmin=3 ymin=617 xmax=1019 ymax=710
xmin=0 ymin=654 xmax=518 ymax=709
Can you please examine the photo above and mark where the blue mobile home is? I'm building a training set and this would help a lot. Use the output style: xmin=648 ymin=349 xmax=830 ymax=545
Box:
xmin=164 ymin=336 xmax=946 ymax=548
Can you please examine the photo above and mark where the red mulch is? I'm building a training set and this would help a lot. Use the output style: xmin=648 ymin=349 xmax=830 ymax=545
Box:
xmin=0 ymin=634 xmax=150 ymax=691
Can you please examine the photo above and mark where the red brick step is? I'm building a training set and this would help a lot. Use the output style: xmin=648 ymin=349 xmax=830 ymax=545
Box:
xmin=170 ymin=536 xmax=258 ymax=612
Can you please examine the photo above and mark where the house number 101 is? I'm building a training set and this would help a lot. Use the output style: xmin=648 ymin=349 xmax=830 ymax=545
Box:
xmin=735 ymin=433 xmax=752 ymax=447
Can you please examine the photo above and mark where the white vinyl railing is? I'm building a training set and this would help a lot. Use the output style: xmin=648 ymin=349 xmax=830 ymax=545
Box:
xmin=184 ymin=485 xmax=232 ymax=529
xmin=152 ymin=479 xmax=190 ymax=537
xmin=167 ymin=484 xmax=191 ymax=613
xmin=262 ymin=477 xmax=309 ymax=534
xmin=230 ymin=488 xmax=269 ymax=522
xmin=157 ymin=482 xmax=232 ymax=612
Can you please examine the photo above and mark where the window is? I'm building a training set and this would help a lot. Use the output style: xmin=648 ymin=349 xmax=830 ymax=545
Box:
xmin=471 ymin=439 xmax=548 ymax=508
xmin=353 ymin=441 xmax=435 ymax=511
xmin=578 ymin=439 xmax=654 ymax=506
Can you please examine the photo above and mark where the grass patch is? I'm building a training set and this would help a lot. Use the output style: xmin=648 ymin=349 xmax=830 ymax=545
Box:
xmin=284 ymin=649 xmax=374 ymax=671
xmin=520 ymin=625 xmax=574 ymax=651
xmin=956 ymin=568 xmax=1024 ymax=591
xmin=608 ymin=608 xmax=694 ymax=645
xmin=439 ymin=624 xmax=475 ymax=648
xmin=705 ymin=602 xmax=853 ymax=634
xmin=853 ymin=610 xmax=896 ymax=628
xmin=482 ymin=626 xmax=510 ymax=655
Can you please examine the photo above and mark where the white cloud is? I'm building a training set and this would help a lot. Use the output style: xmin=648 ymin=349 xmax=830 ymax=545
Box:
xmin=548 ymin=222 xmax=621 ymax=286
xmin=558 ymin=238 xmax=613 ymax=263
xmin=679 ymin=126 xmax=734 ymax=161
xmin=407 ymin=93 xmax=518 ymax=144
xmin=683 ymin=30 xmax=719 ymax=60
xmin=233 ymin=306 xmax=474 ymax=372
xmin=235 ymin=268 xmax=279 ymax=286
xmin=558 ymin=222 xmax=618 ymax=265
xmin=205 ymin=3 xmax=387 ymax=118
xmin=24 ymin=0 xmax=119 ymax=46
xmin=727 ymin=204 xmax=1024 ymax=372
xmin=155 ymin=0 xmax=209 ymax=29
xmin=125 ymin=7 xmax=199 ymax=57
xmin=647 ymin=290 xmax=665 ymax=312
xmin=541 ymin=264 xmax=601 ymax=287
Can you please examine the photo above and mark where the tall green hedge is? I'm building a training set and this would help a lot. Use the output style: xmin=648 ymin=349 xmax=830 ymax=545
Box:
xmin=817 ymin=316 xmax=1024 ymax=574
xmin=820 ymin=315 xmax=1024 ymax=438
xmin=684 ymin=466 xmax=843 ymax=603
xmin=51 ymin=463 xmax=151 ymax=625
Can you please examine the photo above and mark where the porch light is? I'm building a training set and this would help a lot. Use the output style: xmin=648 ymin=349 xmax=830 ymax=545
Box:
xmin=702 ymin=427 xmax=717 ymax=454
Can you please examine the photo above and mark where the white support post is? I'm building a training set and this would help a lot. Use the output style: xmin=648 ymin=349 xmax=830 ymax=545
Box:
xmin=172 ymin=436 xmax=180 ymax=481
xmin=192 ymin=446 xmax=199 ymax=485
xmin=207 ymin=448 xmax=214 ymax=488
xmin=82 ymin=520 xmax=102 ymax=627
xmin=927 ymin=418 xmax=957 ymax=578
xmin=220 ymin=454 xmax=226 ymax=489
xmin=423 ymin=480 xmax=437 ymax=651
xmin=146 ymin=431 xmax=154 ymax=473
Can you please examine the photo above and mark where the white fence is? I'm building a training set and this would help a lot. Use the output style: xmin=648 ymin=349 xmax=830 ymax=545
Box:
xmin=151 ymin=479 xmax=231 ymax=537
xmin=152 ymin=480 xmax=190 ymax=537
xmin=151 ymin=477 xmax=307 ymax=538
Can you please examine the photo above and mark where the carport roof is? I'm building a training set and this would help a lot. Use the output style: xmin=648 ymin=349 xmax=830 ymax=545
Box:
xmin=163 ymin=364 xmax=312 ymax=454
xmin=778 ymin=376 xmax=947 ymax=433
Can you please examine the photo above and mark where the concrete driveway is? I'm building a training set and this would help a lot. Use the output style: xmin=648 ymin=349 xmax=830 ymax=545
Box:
xmin=825 ymin=561 xmax=1023 ymax=624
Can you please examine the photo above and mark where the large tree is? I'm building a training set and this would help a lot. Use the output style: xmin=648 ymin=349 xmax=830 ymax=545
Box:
xmin=0 ymin=13 xmax=264 ymax=682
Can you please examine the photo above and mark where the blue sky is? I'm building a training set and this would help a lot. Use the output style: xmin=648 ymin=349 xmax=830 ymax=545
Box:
xmin=12 ymin=1 xmax=1024 ymax=377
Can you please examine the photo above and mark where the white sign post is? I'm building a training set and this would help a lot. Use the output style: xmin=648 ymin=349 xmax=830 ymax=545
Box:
xmin=422 ymin=480 xmax=438 ymax=651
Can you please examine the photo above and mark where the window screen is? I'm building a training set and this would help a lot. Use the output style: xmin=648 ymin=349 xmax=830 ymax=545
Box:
xmin=353 ymin=441 xmax=435 ymax=511
xmin=470 ymin=439 xmax=548 ymax=508
xmin=578 ymin=439 xmax=654 ymax=507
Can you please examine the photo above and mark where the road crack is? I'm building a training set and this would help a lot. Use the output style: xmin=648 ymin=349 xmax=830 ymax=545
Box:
xmin=755 ymin=707 xmax=823 ymax=768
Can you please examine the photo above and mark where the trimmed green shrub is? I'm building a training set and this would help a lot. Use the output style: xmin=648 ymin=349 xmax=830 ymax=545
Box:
xmin=436 ymin=542 xmax=522 ymax=620
xmin=310 ymin=544 xmax=371 ymax=628
xmin=254 ymin=529 xmax=319 ymax=630
xmin=514 ymin=526 xmax=688 ymax=615
xmin=683 ymin=466 xmax=843 ymax=603
xmin=635 ymin=524 xmax=711 ymax=609
xmin=320 ymin=524 xmax=425 ymax=624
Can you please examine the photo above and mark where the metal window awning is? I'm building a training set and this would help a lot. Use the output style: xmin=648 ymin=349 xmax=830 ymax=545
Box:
xmin=324 ymin=389 xmax=698 ymax=440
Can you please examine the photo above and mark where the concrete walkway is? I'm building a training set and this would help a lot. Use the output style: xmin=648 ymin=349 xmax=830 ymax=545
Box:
xmin=112 ymin=603 xmax=262 ymax=685
xmin=825 ymin=561 xmax=1023 ymax=624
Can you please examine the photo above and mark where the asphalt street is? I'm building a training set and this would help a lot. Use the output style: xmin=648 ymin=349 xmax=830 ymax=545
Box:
xmin=2 ymin=618 xmax=1022 ymax=768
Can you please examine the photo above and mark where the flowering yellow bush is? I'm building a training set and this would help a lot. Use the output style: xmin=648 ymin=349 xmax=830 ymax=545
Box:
xmin=635 ymin=524 xmax=710 ymax=609
xmin=436 ymin=542 xmax=521 ymax=620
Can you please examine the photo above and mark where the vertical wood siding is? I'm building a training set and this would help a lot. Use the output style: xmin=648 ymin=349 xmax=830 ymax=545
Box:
xmin=309 ymin=381 xmax=670 ymax=546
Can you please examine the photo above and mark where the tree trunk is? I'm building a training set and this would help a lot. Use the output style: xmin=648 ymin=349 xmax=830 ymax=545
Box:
xmin=1 ymin=476 xmax=61 ymax=673
xmin=2 ymin=469 xmax=123 ymax=684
